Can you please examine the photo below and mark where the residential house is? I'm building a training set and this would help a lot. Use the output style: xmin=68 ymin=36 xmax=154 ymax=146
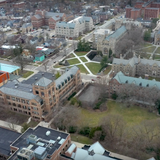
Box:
xmin=55 ymin=16 xmax=94 ymax=39
xmin=22 ymin=49 xmax=33 ymax=59
xmin=34 ymin=53 xmax=45 ymax=62
xmin=30 ymin=37 xmax=38 ymax=45
xmin=21 ymin=23 xmax=33 ymax=33
xmin=0 ymin=66 xmax=82 ymax=121
xmin=31 ymin=10 xmax=66 ymax=29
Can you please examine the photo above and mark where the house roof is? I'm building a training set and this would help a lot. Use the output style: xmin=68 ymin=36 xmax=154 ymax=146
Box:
xmin=88 ymin=142 xmax=105 ymax=155
xmin=22 ymin=23 xmax=32 ymax=28
xmin=105 ymin=25 xmax=127 ymax=41
xmin=35 ymin=77 xmax=52 ymax=87
xmin=34 ymin=14 xmax=41 ymax=19
xmin=45 ymin=12 xmax=64 ymax=19
xmin=114 ymin=71 xmax=160 ymax=89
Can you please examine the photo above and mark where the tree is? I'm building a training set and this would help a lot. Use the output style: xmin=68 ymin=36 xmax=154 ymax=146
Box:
xmin=144 ymin=30 xmax=151 ymax=41
xmin=52 ymin=106 xmax=81 ymax=132
xmin=100 ymin=56 xmax=108 ymax=68
xmin=21 ymin=123 xmax=30 ymax=133
xmin=155 ymin=99 xmax=160 ymax=114
xmin=109 ymin=48 xmax=112 ymax=58
xmin=24 ymin=44 xmax=36 ymax=58
xmin=55 ymin=72 xmax=61 ymax=79
xmin=6 ymin=117 xmax=19 ymax=131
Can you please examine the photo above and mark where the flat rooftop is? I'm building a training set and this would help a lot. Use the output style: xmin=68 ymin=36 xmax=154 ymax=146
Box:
xmin=0 ymin=63 xmax=20 ymax=73
xmin=0 ymin=127 xmax=21 ymax=157
xmin=9 ymin=126 xmax=69 ymax=159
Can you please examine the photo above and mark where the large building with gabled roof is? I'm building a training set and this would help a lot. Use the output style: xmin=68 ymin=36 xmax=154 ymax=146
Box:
xmin=0 ymin=66 xmax=82 ymax=121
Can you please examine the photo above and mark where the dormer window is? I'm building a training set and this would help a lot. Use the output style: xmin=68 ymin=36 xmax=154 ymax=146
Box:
xmin=146 ymin=84 xmax=149 ymax=87
xmin=61 ymin=82 xmax=64 ymax=86
xmin=139 ymin=83 xmax=142 ymax=86
xmin=65 ymin=79 xmax=67 ymax=83
xmin=126 ymin=80 xmax=128 ymax=83
xmin=68 ymin=77 xmax=70 ymax=81
xmin=71 ymin=74 xmax=73 ymax=78
xmin=58 ymin=85 xmax=61 ymax=89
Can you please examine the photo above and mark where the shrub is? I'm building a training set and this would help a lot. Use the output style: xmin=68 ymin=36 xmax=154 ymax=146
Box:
xmin=111 ymin=93 xmax=118 ymax=100
xmin=79 ymin=126 xmax=91 ymax=136
xmin=89 ymin=126 xmax=102 ymax=138
xmin=68 ymin=92 xmax=76 ymax=101
xmin=69 ymin=126 xmax=77 ymax=133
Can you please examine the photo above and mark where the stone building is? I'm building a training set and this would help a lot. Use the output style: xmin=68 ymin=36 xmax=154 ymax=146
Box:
xmin=0 ymin=66 xmax=82 ymax=121
xmin=112 ymin=55 xmax=160 ymax=77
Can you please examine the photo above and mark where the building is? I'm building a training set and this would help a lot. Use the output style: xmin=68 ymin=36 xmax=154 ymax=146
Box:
xmin=0 ymin=66 xmax=81 ymax=121
xmin=8 ymin=126 xmax=71 ymax=160
xmin=31 ymin=10 xmax=66 ymax=29
xmin=112 ymin=54 xmax=160 ymax=77
xmin=21 ymin=23 xmax=33 ymax=33
xmin=0 ymin=127 xmax=21 ymax=160
xmin=55 ymin=16 xmax=94 ymax=39
xmin=0 ymin=71 xmax=10 ymax=87
xmin=34 ymin=53 xmax=45 ymax=62
xmin=96 ymin=25 xmax=127 ymax=55
xmin=125 ymin=0 xmax=160 ymax=20
xmin=13 ymin=2 xmax=25 ymax=8
xmin=0 ymin=0 xmax=6 ymax=6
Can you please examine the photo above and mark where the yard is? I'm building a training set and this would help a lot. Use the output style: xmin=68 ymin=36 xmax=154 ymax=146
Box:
xmin=142 ymin=46 xmax=156 ymax=53
xmin=21 ymin=71 xmax=34 ymax=78
xmin=85 ymin=62 xmax=101 ymax=75
xmin=67 ymin=58 xmax=81 ymax=65
xmin=75 ymin=52 xmax=88 ymax=56
xmin=103 ymin=65 xmax=112 ymax=75
xmin=77 ymin=64 xmax=89 ymax=74
xmin=71 ymin=134 xmax=93 ymax=144
xmin=68 ymin=53 xmax=75 ymax=58
xmin=80 ymin=57 xmax=88 ymax=62
xmin=78 ymin=100 xmax=159 ymax=127
xmin=153 ymin=54 xmax=160 ymax=60
xmin=155 ymin=47 xmax=160 ymax=53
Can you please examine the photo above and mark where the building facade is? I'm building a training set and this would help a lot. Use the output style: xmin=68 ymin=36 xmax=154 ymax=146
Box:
xmin=126 ymin=0 xmax=160 ymax=20
xmin=0 ymin=66 xmax=82 ymax=121
xmin=112 ymin=55 xmax=160 ymax=78
xmin=96 ymin=25 xmax=127 ymax=55
xmin=31 ymin=10 xmax=66 ymax=29
xmin=55 ymin=16 xmax=94 ymax=38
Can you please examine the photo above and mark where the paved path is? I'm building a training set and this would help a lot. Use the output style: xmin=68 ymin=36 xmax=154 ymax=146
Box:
xmin=0 ymin=120 xmax=22 ymax=133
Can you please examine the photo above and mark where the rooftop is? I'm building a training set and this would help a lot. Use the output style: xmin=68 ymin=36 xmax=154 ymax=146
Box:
xmin=9 ymin=126 xmax=69 ymax=160
xmin=0 ymin=127 xmax=21 ymax=157
xmin=0 ymin=63 xmax=19 ymax=73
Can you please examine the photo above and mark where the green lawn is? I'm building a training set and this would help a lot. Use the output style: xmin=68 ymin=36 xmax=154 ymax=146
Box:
xmin=75 ymin=52 xmax=87 ymax=56
xmin=137 ymin=53 xmax=151 ymax=59
xmin=20 ymin=71 xmax=34 ymax=78
xmin=67 ymin=58 xmax=81 ymax=65
xmin=103 ymin=65 xmax=112 ymax=75
xmin=68 ymin=53 xmax=75 ymax=58
xmin=71 ymin=134 xmax=93 ymax=144
xmin=78 ymin=100 xmax=159 ymax=127
xmin=142 ymin=46 xmax=156 ymax=53
xmin=85 ymin=62 xmax=101 ymax=75
xmin=154 ymin=54 xmax=160 ymax=60
xmin=155 ymin=47 xmax=160 ymax=53
xmin=80 ymin=57 xmax=88 ymax=62
xmin=54 ymin=64 xmax=63 ymax=68
xmin=142 ymin=42 xmax=152 ymax=48
xmin=77 ymin=64 xmax=89 ymax=74
xmin=27 ymin=120 xmax=39 ymax=128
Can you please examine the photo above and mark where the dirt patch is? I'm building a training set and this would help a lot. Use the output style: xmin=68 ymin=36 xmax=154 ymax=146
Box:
xmin=0 ymin=108 xmax=29 ymax=125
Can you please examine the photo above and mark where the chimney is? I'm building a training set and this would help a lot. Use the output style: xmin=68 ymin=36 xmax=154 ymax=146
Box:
xmin=120 ymin=54 xmax=123 ymax=59
xmin=138 ymin=55 xmax=141 ymax=63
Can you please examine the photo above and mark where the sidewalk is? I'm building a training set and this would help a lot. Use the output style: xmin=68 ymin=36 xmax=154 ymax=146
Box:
xmin=0 ymin=120 xmax=22 ymax=133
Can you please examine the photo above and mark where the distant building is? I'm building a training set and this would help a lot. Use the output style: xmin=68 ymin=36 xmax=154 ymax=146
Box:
xmin=0 ymin=66 xmax=81 ymax=121
xmin=55 ymin=16 xmax=94 ymax=39
xmin=0 ymin=71 xmax=10 ymax=87
xmin=21 ymin=23 xmax=33 ymax=33
xmin=125 ymin=0 xmax=160 ymax=20
xmin=31 ymin=10 xmax=66 ymax=29
xmin=9 ymin=126 xmax=71 ymax=160
xmin=0 ymin=126 xmax=20 ymax=160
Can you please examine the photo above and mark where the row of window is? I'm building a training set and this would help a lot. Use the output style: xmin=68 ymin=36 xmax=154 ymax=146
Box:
xmin=7 ymin=96 xmax=30 ymax=104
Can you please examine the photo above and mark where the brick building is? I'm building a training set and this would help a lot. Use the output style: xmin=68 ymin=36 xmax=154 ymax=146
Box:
xmin=0 ymin=0 xmax=6 ymax=6
xmin=0 ymin=71 xmax=9 ymax=87
xmin=126 ymin=0 xmax=160 ymax=20
xmin=31 ymin=10 xmax=66 ymax=29
xmin=13 ymin=2 xmax=25 ymax=8
xmin=0 ymin=66 xmax=82 ymax=121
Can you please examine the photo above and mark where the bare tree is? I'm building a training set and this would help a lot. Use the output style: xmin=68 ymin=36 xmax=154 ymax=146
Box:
xmin=6 ymin=117 xmax=19 ymax=130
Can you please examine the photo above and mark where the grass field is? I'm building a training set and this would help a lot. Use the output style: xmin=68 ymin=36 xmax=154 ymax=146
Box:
xmin=142 ymin=43 xmax=152 ymax=47
xmin=67 ymin=58 xmax=81 ymax=65
xmin=75 ymin=52 xmax=88 ymax=56
xmin=154 ymin=54 xmax=160 ymax=60
xmin=78 ymin=100 xmax=159 ymax=127
xmin=71 ymin=134 xmax=93 ymax=144
xmin=22 ymin=71 xmax=34 ymax=78
xmin=68 ymin=53 xmax=75 ymax=58
xmin=80 ymin=57 xmax=88 ymax=62
xmin=27 ymin=120 xmax=39 ymax=128
xmin=155 ymin=47 xmax=160 ymax=53
xmin=85 ymin=62 xmax=101 ymax=75
xmin=77 ymin=64 xmax=89 ymax=74
xmin=142 ymin=46 xmax=156 ymax=53
xmin=103 ymin=65 xmax=112 ymax=75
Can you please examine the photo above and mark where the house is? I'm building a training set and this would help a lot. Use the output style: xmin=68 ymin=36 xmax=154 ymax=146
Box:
xmin=21 ymin=23 xmax=33 ymax=33
xmin=0 ymin=66 xmax=82 ymax=121
xmin=30 ymin=37 xmax=38 ymax=45
xmin=8 ymin=126 xmax=71 ymax=160
xmin=22 ymin=49 xmax=33 ymax=59
xmin=0 ymin=126 xmax=21 ymax=160
xmin=34 ymin=53 xmax=45 ymax=62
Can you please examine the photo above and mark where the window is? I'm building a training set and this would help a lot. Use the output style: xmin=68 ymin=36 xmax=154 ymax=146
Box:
xmin=48 ymin=90 xmax=51 ymax=95
xmin=41 ymin=92 xmax=44 ymax=97
xmin=31 ymin=102 xmax=37 ymax=106
xmin=16 ymin=98 xmax=20 ymax=102
xmin=21 ymin=99 xmax=25 ymax=103
xmin=13 ymin=103 xmax=16 ymax=106
xmin=12 ymin=97 xmax=15 ymax=101
xmin=6 ymin=95 xmax=10 ymax=99
xmin=35 ymin=90 xmax=39 ymax=94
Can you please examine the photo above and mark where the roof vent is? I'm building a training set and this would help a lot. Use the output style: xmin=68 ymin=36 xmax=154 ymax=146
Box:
xmin=30 ymin=89 xmax=32 ymax=92
xmin=52 ymin=74 xmax=55 ymax=77
xmin=42 ymin=73 xmax=44 ymax=76
xmin=57 ymin=136 xmax=61 ymax=140
xmin=15 ymin=85 xmax=18 ymax=88
xmin=46 ymin=131 xmax=51 ymax=136
xmin=35 ymin=77 xmax=38 ymax=80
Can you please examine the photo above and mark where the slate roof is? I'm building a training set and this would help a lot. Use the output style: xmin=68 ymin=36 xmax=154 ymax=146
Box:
xmin=35 ymin=77 xmax=52 ymax=87
xmin=0 ymin=81 xmax=42 ymax=102
xmin=55 ymin=66 xmax=79 ymax=88
xmin=56 ymin=21 xmax=75 ymax=29
xmin=114 ymin=71 xmax=160 ymax=89
xmin=0 ymin=127 xmax=21 ymax=157
xmin=105 ymin=25 xmax=127 ymax=41
xmin=34 ymin=14 xmax=41 ymax=19
xmin=22 ymin=23 xmax=32 ymax=28
xmin=45 ymin=12 xmax=64 ymax=19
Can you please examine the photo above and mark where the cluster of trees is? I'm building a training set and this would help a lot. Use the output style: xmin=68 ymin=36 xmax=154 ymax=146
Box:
xmin=77 ymin=40 xmax=90 ymax=52
xmin=52 ymin=105 xmax=160 ymax=160
xmin=115 ymin=27 xmax=143 ymax=57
